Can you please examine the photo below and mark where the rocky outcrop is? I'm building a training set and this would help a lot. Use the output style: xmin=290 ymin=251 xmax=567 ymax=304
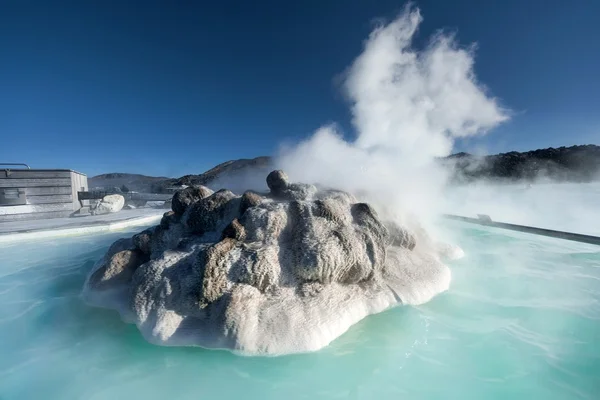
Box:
xmin=82 ymin=171 xmax=457 ymax=355
xmin=91 ymin=194 xmax=125 ymax=215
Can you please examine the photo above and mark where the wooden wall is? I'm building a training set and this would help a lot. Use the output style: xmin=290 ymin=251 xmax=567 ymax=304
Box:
xmin=0 ymin=169 xmax=88 ymax=222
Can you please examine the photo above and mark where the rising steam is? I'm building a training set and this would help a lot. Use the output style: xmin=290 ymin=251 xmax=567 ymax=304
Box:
xmin=277 ymin=5 xmax=509 ymax=225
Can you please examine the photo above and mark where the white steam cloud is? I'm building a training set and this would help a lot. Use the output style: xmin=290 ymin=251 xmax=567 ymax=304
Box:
xmin=277 ymin=5 xmax=508 ymax=226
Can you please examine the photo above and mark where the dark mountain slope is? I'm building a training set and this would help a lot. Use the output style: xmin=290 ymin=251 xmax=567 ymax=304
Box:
xmin=443 ymin=144 xmax=600 ymax=183
xmin=88 ymin=173 xmax=169 ymax=192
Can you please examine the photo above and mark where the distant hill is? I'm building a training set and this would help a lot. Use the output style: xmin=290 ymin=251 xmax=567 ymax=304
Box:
xmin=88 ymin=157 xmax=273 ymax=194
xmin=88 ymin=173 xmax=169 ymax=192
xmin=89 ymin=145 xmax=600 ymax=193
xmin=156 ymin=156 xmax=272 ymax=191
xmin=443 ymin=144 xmax=600 ymax=183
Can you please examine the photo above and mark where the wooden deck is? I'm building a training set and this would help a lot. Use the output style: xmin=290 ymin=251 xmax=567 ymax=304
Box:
xmin=0 ymin=169 xmax=88 ymax=222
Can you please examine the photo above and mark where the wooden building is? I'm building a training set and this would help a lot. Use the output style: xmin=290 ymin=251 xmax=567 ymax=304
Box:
xmin=0 ymin=168 xmax=88 ymax=222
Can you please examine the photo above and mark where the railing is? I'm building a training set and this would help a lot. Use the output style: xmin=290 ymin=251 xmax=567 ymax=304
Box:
xmin=443 ymin=214 xmax=600 ymax=246
xmin=78 ymin=191 xmax=172 ymax=202
xmin=0 ymin=163 xmax=31 ymax=169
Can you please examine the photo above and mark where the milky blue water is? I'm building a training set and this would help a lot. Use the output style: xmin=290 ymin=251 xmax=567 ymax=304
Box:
xmin=0 ymin=223 xmax=599 ymax=399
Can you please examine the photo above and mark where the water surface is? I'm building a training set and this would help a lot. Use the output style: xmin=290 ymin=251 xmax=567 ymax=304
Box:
xmin=0 ymin=223 xmax=598 ymax=399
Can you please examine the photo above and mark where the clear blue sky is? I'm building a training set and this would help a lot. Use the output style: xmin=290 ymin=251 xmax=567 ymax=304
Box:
xmin=1 ymin=0 xmax=599 ymax=177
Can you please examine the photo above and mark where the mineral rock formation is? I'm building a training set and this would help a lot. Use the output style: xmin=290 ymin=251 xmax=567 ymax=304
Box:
xmin=82 ymin=171 xmax=456 ymax=355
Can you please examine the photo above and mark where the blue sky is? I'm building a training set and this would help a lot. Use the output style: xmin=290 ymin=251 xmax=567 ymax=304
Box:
xmin=1 ymin=0 xmax=599 ymax=177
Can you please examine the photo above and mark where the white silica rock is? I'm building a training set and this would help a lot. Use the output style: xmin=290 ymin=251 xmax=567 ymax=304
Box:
xmin=82 ymin=170 xmax=461 ymax=356
xmin=92 ymin=194 xmax=125 ymax=215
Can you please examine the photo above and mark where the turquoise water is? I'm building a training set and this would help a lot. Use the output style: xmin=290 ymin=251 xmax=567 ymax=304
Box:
xmin=0 ymin=224 xmax=599 ymax=399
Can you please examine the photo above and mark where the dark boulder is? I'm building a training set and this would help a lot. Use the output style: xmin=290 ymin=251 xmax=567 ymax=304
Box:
xmin=172 ymin=185 xmax=214 ymax=215
xmin=239 ymin=191 xmax=264 ymax=215
xmin=221 ymin=218 xmax=246 ymax=241
xmin=185 ymin=189 xmax=237 ymax=234
xmin=266 ymin=170 xmax=289 ymax=194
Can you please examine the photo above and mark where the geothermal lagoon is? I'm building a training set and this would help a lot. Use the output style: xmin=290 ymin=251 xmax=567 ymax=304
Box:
xmin=1 ymin=178 xmax=599 ymax=399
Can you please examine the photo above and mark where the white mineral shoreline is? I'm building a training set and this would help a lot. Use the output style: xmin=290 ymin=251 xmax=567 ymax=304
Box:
xmin=0 ymin=209 xmax=164 ymax=243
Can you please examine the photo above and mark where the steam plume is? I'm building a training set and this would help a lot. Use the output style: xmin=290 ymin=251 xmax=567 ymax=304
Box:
xmin=277 ymin=4 xmax=508 ymax=225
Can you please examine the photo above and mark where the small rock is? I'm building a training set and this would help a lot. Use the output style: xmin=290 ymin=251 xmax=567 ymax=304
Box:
xmin=350 ymin=203 xmax=379 ymax=223
xmin=240 ymin=191 xmax=263 ymax=214
xmin=266 ymin=170 xmax=289 ymax=194
xmin=221 ymin=218 xmax=246 ymax=241
xmin=172 ymin=185 xmax=214 ymax=215
xmin=266 ymin=171 xmax=316 ymax=201
xmin=185 ymin=190 xmax=236 ymax=234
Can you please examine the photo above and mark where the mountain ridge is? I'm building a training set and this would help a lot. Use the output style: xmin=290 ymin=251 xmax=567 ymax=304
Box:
xmin=442 ymin=144 xmax=600 ymax=183
xmin=89 ymin=144 xmax=600 ymax=192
